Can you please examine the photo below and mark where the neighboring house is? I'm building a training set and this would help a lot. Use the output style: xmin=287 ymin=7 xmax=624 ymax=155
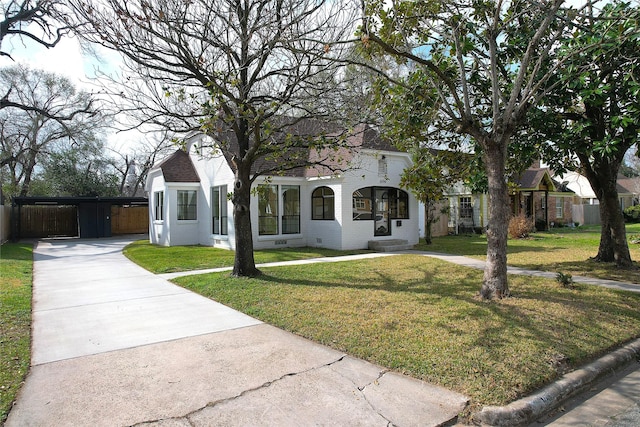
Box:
xmin=617 ymin=176 xmax=640 ymax=208
xmin=441 ymin=163 xmax=574 ymax=234
xmin=555 ymin=171 xmax=639 ymax=225
xmin=444 ymin=181 xmax=489 ymax=234
xmin=556 ymin=171 xmax=636 ymax=207
xmin=512 ymin=167 xmax=574 ymax=229
xmin=556 ymin=171 xmax=599 ymax=206
xmin=145 ymin=124 xmax=419 ymax=250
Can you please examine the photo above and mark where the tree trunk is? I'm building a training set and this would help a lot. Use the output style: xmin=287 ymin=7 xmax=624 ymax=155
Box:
xmin=231 ymin=164 xmax=261 ymax=277
xmin=480 ymin=142 xmax=510 ymax=300
xmin=425 ymin=198 xmax=432 ymax=245
xmin=581 ymin=158 xmax=633 ymax=267
xmin=593 ymin=183 xmax=632 ymax=267
xmin=19 ymin=161 xmax=36 ymax=197
xmin=596 ymin=210 xmax=614 ymax=261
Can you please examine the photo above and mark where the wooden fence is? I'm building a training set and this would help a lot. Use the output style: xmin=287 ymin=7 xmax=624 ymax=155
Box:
xmin=19 ymin=205 xmax=78 ymax=238
xmin=111 ymin=205 xmax=149 ymax=235
xmin=572 ymin=204 xmax=601 ymax=226
xmin=1 ymin=205 xmax=10 ymax=243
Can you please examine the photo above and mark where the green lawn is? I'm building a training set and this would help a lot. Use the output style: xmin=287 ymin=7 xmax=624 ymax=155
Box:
xmin=125 ymin=225 xmax=640 ymax=284
xmin=123 ymin=240 xmax=370 ymax=273
xmin=123 ymin=226 xmax=640 ymax=413
xmin=0 ymin=243 xmax=32 ymax=424
xmin=173 ymin=255 xmax=640 ymax=412
xmin=417 ymin=223 xmax=640 ymax=283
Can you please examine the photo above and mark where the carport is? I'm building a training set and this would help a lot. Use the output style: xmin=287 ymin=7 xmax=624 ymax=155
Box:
xmin=11 ymin=196 xmax=148 ymax=240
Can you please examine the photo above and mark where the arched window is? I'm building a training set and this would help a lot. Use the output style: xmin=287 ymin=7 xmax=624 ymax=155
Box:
xmin=312 ymin=186 xmax=335 ymax=220
xmin=389 ymin=188 xmax=409 ymax=219
xmin=352 ymin=187 xmax=409 ymax=220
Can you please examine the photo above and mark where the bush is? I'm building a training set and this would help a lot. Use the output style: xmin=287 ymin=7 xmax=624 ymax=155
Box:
xmin=623 ymin=205 xmax=640 ymax=223
xmin=509 ymin=213 xmax=535 ymax=239
xmin=556 ymin=272 xmax=575 ymax=288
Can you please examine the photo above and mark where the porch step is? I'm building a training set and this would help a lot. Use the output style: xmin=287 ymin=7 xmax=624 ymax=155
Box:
xmin=368 ymin=239 xmax=414 ymax=252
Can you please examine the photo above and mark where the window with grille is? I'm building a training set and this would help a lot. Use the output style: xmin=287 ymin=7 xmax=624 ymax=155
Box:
xmin=459 ymin=197 xmax=473 ymax=219
xmin=211 ymin=185 xmax=228 ymax=235
xmin=177 ymin=190 xmax=197 ymax=220
xmin=312 ymin=186 xmax=335 ymax=220
xmin=154 ymin=191 xmax=164 ymax=221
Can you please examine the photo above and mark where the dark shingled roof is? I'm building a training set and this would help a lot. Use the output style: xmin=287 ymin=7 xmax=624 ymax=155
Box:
xmin=347 ymin=123 xmax=402 ymax=152
xmin=515 ymin=168 xmax=555 ymax=191
xmin=615 ymin=176 xmax=639 ymax=195
xmin=156 ymin=149 xmax=200 ymax=183
xmin=214 ymin=119 xmax=404 ymax=178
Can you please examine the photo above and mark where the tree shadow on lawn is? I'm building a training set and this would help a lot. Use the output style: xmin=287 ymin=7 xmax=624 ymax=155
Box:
xmin=252 ymin=263 xmax=640 ymax=404
xmin=0 ymin=243 xmax=33 ymax=261
xmin=421 ymin=239 xmax=571 ymax=258
xmin=514 ymin=258 xmax=640 ymax=284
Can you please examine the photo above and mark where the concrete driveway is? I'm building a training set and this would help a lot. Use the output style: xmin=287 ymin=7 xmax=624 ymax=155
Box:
xmin=6 ymin=236 xmax=468 ymax=426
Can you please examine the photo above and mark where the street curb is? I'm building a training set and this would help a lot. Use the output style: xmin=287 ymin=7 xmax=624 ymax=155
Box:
xmin=473 ymin=337 xmax=640 ymax=426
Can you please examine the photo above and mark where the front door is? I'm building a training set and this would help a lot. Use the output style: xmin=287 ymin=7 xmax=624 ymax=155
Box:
xmin=374 ymin=188 xmax=391 ymax=236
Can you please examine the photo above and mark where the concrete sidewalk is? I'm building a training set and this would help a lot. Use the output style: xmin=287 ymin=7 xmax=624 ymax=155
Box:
xmin=5 ymin=237 xmax=468 ymax=427
xmin=161 ymin=249 xmax=640 ymax=295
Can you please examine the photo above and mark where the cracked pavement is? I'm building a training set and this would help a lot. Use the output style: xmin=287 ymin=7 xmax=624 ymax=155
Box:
xmin=6 ymin=237 xmax=468 ymax=427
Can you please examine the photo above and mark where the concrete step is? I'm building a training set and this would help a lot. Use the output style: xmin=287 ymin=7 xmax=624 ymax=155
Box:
xmin=368 ymin=239 xmax=414 ymax=252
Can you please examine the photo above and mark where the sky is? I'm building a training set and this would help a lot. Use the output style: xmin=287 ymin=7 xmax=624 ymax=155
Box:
xmin=2 ymin=32 xmax=100 ymax=85
xmin=0 ymin=0 xmax=612 ymax=153
xmin=1 ymin=31 xmax=147 ymax=152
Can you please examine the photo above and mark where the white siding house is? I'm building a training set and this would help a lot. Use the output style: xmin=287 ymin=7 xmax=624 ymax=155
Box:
xmin=145 ymin=124 xmax=419 ymax=251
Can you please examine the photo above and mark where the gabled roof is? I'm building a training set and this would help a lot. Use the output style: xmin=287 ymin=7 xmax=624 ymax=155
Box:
xmin=347 ymin=123 xmax=402 ymax=153
xmin=615 ymin=176 xmax=639 ymax=195
xmin=515 ymin=168 xmax=556 ymax=191
xmin=213 ymin=120 xmax=403 ymax=179
xmin=556 ymin=172 xmax=637 ymax=198
xmin=155 ymin=149 xmax=200 ymax=183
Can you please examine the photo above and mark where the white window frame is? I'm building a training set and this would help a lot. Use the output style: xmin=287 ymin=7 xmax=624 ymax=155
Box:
xmin=177 ymin=190 xmax=197 ymax=221
xmin=154 ymin=191 xmax=164 ymax=221
xmin=258 ymin=184 xmax=301 ymax=236
xmin=556 ymin=197 xmax=563 ymax=219
xmin=211 ymin=185 xmax=228 ymax=235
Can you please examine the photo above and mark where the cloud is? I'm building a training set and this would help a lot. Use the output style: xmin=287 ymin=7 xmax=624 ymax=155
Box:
xmin=2 ymin=33 xmax=86 ymax=83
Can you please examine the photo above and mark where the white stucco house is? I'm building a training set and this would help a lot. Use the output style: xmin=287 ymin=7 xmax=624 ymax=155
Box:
xmin=145 ymin=123 xmax=420 ymax=251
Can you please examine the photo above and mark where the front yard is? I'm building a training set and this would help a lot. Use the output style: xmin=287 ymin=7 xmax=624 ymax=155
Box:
xmin=416 ymin=223 xmax=640 ymax=283
xmin=0 ymin=243 xmax=32 ymax=424
xmin=172 ymin=254 xmax=640 ymax=413
xmin=3 ymin=225 xmax=640 ymax=421
xmin=125 ymin=225 xmax=640 ymax=413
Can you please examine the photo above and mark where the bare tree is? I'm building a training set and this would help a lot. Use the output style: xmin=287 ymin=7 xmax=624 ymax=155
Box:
xmin=0 ymin=1 xmax=88 ymax=114
xmin=69 ymin=0 xmax=358 ymax=276
xmin=0 ymin=0 xmax=69 ymax=56
xmin=109 ymin=131 xmax=175 ymax=197
xmin=0 ymin=64 xmax=102 ymax=197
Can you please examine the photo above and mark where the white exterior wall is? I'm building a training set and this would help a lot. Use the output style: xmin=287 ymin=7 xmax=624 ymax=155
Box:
xmin=165 ymin=183 xmax=201 ymax=246
xmin=146 ymin=140 xmax=420 ymax=250
xmin=305 ymin=180 xmax=344 ymax=249
xmin=190 ymin=149 xmax=236 ymax=249
xmin=338 ymin=150 xmax=419 ymax=250
xmin=147 ymin=169 xmax=170 ymax=246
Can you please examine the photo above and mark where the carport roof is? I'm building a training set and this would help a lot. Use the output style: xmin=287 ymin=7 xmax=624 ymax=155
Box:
xmin=12 ymin=196 xmax=148 ymax=206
